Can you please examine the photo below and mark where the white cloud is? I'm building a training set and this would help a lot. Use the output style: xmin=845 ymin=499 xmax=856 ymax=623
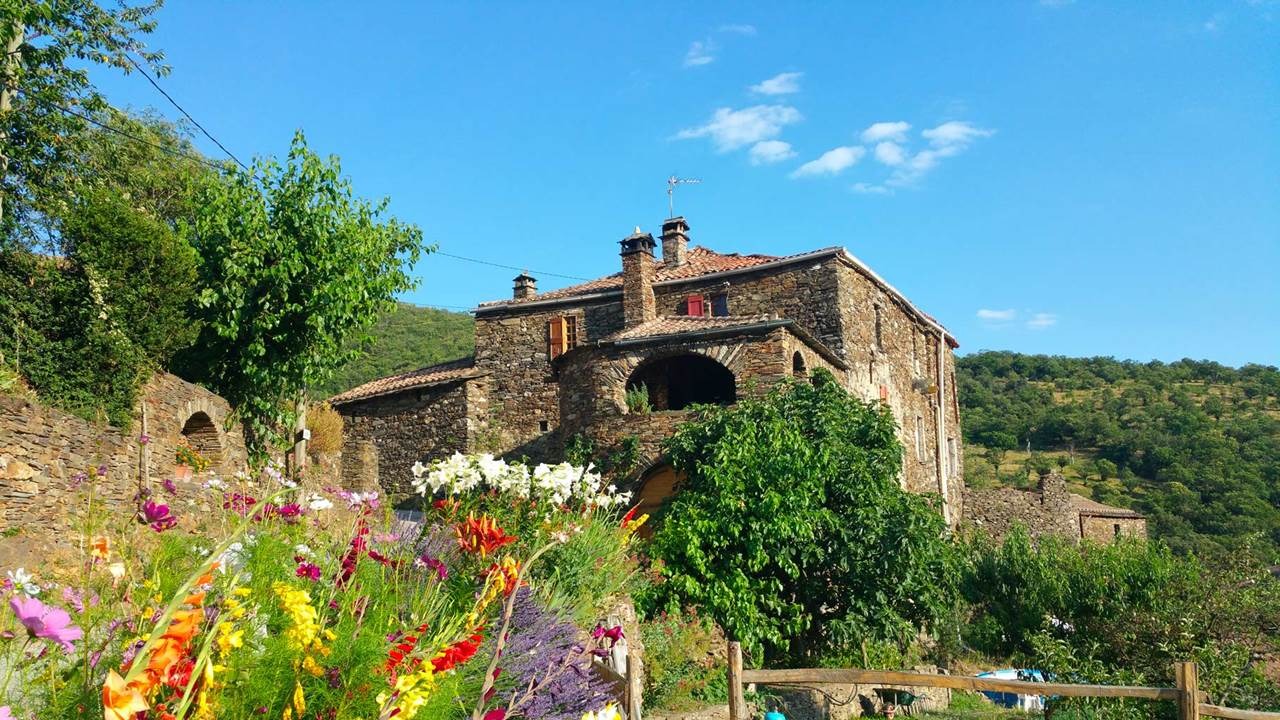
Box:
xmin=683 ymin=39 xmax=716 ymax=67
xmin=748 ymin=140 xmax=796 ymax=165
xmin=886 ymin=121 xmax=994 ymax=187
xmin=860 ymin=121 xmax=911 ymax=144
xmin=1027 ymin=312 xmax=1058 ymax=330
xmin=675 ymin=105 xmax=803 ymax=152
xmin=750 ymin=72 xmax=803 ymax=96
xmin=922 ymin=120 xmax=995 ymax=150
xmin=977 ymin=308 xmax=1016 ymax=322
xmin=790 ymin=146 xmax=866 ymax=178
xmin=873 ymin=141 xmax=906 ymax=166
xmin=852 ymin=182 xmax=891 ymax=195
xmin=718 ymin=23 xmax=757 ymax=35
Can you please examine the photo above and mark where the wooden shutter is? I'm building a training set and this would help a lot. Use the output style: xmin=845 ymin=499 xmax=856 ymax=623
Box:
xmin=548 ymin=317 xmax=567 ymax=359
xmin=686 ymin=295 xmax=705 ymax=317
xmin=879 ymin=384 xmax=889 ymax=402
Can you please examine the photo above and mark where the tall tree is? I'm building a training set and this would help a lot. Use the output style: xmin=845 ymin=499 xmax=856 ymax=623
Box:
xmin=0 ymin=0 xmax=167 ymax=247
xmin=176 ymin=132 xmax=427 ymax=457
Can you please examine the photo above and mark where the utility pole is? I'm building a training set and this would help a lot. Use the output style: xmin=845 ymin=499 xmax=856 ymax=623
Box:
xmin=0 ymin=23 xmax=24 ymax=225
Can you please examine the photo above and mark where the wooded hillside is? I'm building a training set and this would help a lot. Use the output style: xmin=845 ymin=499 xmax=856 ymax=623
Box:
xmin=957 ymin=351 xmax=1280 ymax=558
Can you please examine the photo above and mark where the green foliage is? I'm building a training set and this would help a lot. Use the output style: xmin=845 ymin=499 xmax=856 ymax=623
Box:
xmin=961 ymin=529 xmax=1280 ymax=715
xmin=175 ymin=132 xmax=426 ymax=458
xmin=958 ymin=351 xmax=1280 ymax=558
xmin=0 ymin=0 xmax=169 ymax=247
xmin=314 ymin=302 xmax=474 ymax=397
xmin=640 ymin=608 xmax=727 ymax=711
xmin=643 ymin=370 xmax=959 ymax=665
xmin=625 ymin=383 xmax=652 ymax=414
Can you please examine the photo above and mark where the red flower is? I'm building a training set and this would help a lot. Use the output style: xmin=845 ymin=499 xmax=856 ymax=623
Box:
xmin=431 ymin=631 xmax=484 ymax=673
xmin=455 ymin=514 xmax=517 ymax=557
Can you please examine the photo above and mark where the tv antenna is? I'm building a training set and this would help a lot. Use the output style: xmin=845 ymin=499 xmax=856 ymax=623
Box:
xmin=667 ymin=175 xmax=701 ymax=218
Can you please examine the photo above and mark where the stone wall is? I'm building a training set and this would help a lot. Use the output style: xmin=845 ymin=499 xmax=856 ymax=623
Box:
xmin=1080 ymin=514 xmax=1147 ymax=543
xmin=963 ymin=474 xmax=1080 ymax=542
xmin=0 ymin=372 xmax=246 ymax=531
xmin=336 ymin=378 xmax=479 ymax=501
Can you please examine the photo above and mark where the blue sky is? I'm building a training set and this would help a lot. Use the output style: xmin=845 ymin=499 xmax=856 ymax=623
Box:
xmin=91 ymin=1 xmax=1278 ymax=365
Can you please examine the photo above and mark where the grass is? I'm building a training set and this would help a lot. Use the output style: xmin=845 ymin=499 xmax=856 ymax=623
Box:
xmin=915 ymin=691 xmax=1037 ymax=719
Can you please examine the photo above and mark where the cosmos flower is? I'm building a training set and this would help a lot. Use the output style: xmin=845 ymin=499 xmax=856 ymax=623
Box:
xmin=9 ymin=594 xmax=83 ymax=651
xmin=140 ymin=500 xmax=178 ymax=532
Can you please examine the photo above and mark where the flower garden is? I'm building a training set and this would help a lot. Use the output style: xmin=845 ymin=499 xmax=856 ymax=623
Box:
xmin=0 ymin=453 xmax=645 ymax=720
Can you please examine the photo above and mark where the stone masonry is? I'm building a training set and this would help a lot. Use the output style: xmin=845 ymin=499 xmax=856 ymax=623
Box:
xmin=964 ymin=471 xmax=1146 ymax=544
xmin=333 ymin=215 xmax=965 ymax=523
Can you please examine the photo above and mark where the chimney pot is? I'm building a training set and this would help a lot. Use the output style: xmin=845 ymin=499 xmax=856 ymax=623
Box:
xmin=661 ymin=216 xmax=690 ymax=266
xmin=513 ymin=272 xmax=537 ymax=300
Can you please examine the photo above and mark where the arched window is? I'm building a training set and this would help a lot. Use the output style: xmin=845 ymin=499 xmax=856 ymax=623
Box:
xmin=792 ymin=351 xmax=807 ymax=376
xmin=625 ymin=354 xmax=735 ymax=411
xmin=181 ymin=411 xmax=223 ymax=465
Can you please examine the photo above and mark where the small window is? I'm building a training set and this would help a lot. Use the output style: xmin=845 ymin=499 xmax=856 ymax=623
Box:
xmin=879 ymin=384 xmax=889 ymax=402
xmin=911 ymin=332 xmax=919 ymax=374
xmin=711 ymin=294 xmax=729 ymax=317
xmin=683 ymin=294 xmax=706 ymax=317
xmin=538 ymin=420 xmax=550 ymax=432
xmin=915 ymin=415 xmax=925 ymax=462
xmin=792 ymin=352 xmax=807 ymax=376
xmin=947 ymin=437 xmax=958 ymax=476
xmin=1113 ymin=523 xmax=1122 ymax=537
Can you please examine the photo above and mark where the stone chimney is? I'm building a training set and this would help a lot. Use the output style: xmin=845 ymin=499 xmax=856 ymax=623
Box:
xmin=661 ymin=216 xmax=689 ymax=266
xmin=512 ymin=272 xmax=537 ymax=299
xmin=619 ymin=226 xmax=657 ymax=327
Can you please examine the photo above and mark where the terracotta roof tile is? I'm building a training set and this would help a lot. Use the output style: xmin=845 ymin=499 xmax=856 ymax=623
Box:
xmin=478 ymin=246 xmax=783 ymax=308
xmin=605 ymin=314 xmax=779 ymax=341
xmin=1071 ymin=494 xmax=1144 ymax=519
xmin=329 ymin=357 xmax=484 ymax=405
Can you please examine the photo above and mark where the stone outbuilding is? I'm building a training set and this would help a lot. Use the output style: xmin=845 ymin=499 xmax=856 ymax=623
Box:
xmin=333 ymin=215 xmax=965 ymax=523
xmin=963 ymin=471 xmax=1147 ymax=544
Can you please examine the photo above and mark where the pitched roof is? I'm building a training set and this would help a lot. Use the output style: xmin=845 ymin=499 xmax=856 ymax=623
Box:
xmin=605 ymin=314 xmax=779 ymax=341
xmin=477 ymin=246 xmax=787 ymax=308
xmin=329 ymin=357 xmax=484 ymax=406
xmin=1071 ymin=495 xmax=1144 ymax=519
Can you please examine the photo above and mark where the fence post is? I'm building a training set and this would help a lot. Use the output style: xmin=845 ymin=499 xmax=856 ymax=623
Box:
xmin=728 ymin=641 xmax=747 ymax=720
xmin=626 ymin=647 xmax=643 ymax=720
xmin=1175 ymin=661 xmax=1200 ymax=720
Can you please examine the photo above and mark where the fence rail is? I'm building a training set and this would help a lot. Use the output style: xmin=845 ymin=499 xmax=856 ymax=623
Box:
xmin=726 ymin=641 xmax=1280 ymax=720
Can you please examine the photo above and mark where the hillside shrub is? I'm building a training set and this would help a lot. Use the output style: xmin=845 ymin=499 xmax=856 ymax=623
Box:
xmin=306 ymin=402 xmax=344 ymax=454
xmin=641 ymin=608 xmax=726 ymax=711
xmin=642 ymin=370 xmax=959 ymax=665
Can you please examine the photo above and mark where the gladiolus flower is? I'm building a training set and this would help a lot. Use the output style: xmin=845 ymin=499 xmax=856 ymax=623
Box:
xmin=103 ymin=670 xmax=149 ymax=720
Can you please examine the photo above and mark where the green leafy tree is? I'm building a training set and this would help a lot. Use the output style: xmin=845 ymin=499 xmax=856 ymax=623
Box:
xmin=175 ymin=132 xmax=426 ymax=457
xmin=0 ymin=0 xmax=169 ymax=246
xmin=643 ymin=370 xmax=958 ymax=665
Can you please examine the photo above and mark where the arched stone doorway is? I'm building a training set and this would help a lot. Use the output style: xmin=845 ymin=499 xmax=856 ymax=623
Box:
xmin=180 ymin=411 xmax=223 ymax=465
xmin=625 ymin=353 xmax=735 ymax=411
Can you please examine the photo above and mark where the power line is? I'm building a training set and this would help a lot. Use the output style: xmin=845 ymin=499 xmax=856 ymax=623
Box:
xmin=124 ymin=54 xmax=249 ymax=171
xmin=435 ymin=251 xmax=591 ymax=281
xmin=29 ymin=94 xmax=230 ymax=172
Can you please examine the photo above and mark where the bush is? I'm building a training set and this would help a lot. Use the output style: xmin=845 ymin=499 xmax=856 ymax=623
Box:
xmin=643 ymin=370 xmax=958 ymax=665
xmin=641 ymin=608 xmax=727 ymax=711
xmin=625 ymin=383 xmax=651 ymax=414
xmin=306 ymin=402 xmax=344 ymax=454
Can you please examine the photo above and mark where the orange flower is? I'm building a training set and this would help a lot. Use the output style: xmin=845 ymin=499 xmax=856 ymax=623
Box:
xmin=455 ymin=513 xmax=517 ymax=557
xmin=485 ymin=557 xmax=522 ymax=597
xmin=103 ymin=670 xmax=149 ymax=720
xmin=90 ymin=536 xmax=111 ymax=560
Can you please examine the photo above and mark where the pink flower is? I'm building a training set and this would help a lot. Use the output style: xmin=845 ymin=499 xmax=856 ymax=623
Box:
xmin=592 ymin=624 xmax=625 ymax=646
xmin=295 ymin=561 xmax=322 ymax=581
xmin=140 ymin=500 xmax=177 ymax=532
xmin=0 ymin=705 xmax=12 ymax=720
xmin=10 ymin=595 xmax=83 ymax=651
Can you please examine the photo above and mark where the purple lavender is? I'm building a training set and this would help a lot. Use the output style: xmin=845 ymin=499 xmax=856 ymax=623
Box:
xmin=489 ymin=588 xmax=616 ymax=720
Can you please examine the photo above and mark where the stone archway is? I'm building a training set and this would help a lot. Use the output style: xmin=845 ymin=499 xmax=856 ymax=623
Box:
xmin=625 ymin=353 xmax=736 ymax=411
xmin=180 ymin=411 xmax=223 ymax=465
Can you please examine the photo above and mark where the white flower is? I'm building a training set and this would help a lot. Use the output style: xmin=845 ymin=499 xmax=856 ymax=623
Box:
xmin=294 ymin=544 xmax=313 ymax=556
xmin=307 ymin=494 xmax=334 ymax=512
xmin=411 ymin=460 xmax=427 ymax=478
xmin=203 ymin=476 xmax=227 ymax=491
xmin=7 ymin=568 xmax=39 ymax=597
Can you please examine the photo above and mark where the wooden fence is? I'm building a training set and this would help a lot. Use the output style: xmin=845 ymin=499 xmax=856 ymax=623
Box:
xmin=592 ymin=647 xmax=644 ymax=720
xmin=726 ymin=641 xmax=1280 ymax=720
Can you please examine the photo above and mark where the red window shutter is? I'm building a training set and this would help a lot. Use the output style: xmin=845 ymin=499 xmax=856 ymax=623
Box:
xmin=548 ymin=318 xmax=567 ymax=358
xmin=686 ymin=295 xmax=705 ymax=317
xmin=879 ymin=384 xmax=889 ymax=402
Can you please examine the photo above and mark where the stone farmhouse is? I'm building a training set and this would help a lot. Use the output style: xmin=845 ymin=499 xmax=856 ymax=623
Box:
xmin=332 ymin=216 xmax=966 ymax=524
xmin=965 ymin=471 xmax=1147 ymax=543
